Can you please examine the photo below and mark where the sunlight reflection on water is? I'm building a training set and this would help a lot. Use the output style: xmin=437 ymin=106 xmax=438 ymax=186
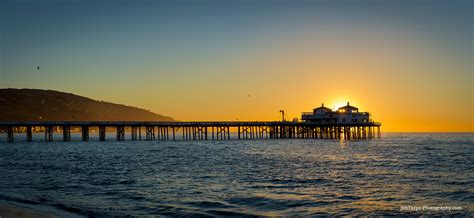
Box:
xmin=0 ymin=133 xmax=472 ymax=216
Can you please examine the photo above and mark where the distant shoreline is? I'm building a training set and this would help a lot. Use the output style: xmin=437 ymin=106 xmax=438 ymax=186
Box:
xmin=0 ymin=88 xmax=174 ymax=122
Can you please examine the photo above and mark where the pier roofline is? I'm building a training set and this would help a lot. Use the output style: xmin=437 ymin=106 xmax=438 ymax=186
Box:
xmin=0 ymin=121 xmax=381 ymax=142
xmin=301 ymin=102 xmax=380 ymax=125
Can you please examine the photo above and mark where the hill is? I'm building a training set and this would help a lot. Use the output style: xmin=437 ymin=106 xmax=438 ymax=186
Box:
xmin=0 ymin=89 xmax=174 ymax=122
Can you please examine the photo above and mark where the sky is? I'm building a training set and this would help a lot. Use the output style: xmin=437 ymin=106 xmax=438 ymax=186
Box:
xmin=0 ymin=0 xmax=472 ymax=132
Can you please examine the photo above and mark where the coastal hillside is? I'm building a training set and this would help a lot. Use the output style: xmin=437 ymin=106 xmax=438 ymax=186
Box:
xmin=0 ymin=89 xmax=174 ymax=121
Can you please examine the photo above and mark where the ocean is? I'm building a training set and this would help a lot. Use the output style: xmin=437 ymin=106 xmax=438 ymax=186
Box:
xmin=0 ymin=133 xmax=472 ymax=216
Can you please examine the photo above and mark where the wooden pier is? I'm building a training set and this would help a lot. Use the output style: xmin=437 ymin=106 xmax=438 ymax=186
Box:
xmin=0 ymin=121 xmax=381 ymax=142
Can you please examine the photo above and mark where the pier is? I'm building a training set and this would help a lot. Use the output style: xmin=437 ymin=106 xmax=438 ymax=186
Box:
xmin=0 ymin=121 xmax=381 ymax=142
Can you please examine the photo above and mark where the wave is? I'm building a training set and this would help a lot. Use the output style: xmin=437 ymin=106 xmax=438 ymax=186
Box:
xmin=0 ymin=194 xmax=102 ymax=217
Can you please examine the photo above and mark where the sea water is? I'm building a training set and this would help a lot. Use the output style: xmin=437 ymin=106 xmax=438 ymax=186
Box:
xmin=0 ymin=133 xmax=472 ymax=216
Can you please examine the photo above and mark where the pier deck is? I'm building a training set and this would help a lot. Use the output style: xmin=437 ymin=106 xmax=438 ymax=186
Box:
xmin=0 ymin=121 xmax=381 ymax=142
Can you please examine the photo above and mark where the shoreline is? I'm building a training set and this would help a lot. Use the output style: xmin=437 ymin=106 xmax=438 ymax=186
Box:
xmin=0 ymin=198 xmax=87 ymax=217
xmin=0 ymin=203 xmax=58 ymax=218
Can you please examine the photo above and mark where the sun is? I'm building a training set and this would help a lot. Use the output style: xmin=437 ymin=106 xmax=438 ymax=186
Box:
xmin=332 ymin=101 xmax=348 ymax=111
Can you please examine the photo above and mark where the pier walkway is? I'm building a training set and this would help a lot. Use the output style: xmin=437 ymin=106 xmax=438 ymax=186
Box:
xmin=0 ymin=121 xmax=381 ymax=142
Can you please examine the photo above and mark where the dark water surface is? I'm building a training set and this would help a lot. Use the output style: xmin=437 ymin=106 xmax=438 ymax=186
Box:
xmin=0 ymin=133 xmax=472 ymax=216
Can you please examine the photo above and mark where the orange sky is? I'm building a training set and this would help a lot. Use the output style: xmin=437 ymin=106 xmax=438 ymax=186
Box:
xmin=108 ymin=26 xmax=472 ymax=132
xmin=1 ymin=0 xmax=472 ymax=132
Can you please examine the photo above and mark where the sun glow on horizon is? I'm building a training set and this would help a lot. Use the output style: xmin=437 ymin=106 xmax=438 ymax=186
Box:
xmin=0 ymin=0 xmax=471 ymax=132
xmin=332 ymin=102 xmax=348 ymax=111
xmin=326 ymin=98 xmax=352 ymax=111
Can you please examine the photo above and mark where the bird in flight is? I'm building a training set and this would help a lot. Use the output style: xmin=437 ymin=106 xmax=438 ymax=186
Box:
xmin=36 ymin=66 xmax=40 ymax=70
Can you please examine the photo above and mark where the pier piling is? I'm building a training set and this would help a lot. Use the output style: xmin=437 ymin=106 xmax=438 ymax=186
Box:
xmin=1 ymin=121 xmax=381 ymax=142
xmin=116 ymin=126 xmax=125 ymax=141
xmin=45 ymin=126 xmax=53 ymax=142
xmin=63 ymin=126 xmax=71 ymax=141
xmin=81 ymin=126 xmax=89 ymax=141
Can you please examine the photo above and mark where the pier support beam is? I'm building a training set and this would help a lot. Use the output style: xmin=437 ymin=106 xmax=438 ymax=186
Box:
xmin=138 ymin=126 xmax=141 ymax=140
xmin=63 ymin=126 xmax=71 ymax=141
xmin=183 ymin=127 xmax=186 ymax=140
xmin=145 ymin=126 xmax=154 ymax=140
xmin=216 ymin=126 xmax=230 ymax=140
xmin=131 ymin=126 xmax=138 ymax=141
xmin=116 ymin=126 xmax=125 ymax=141
xmin=157 ymin=127 xmax=162 ymax=140
xmin=26 ymin=126 xmax=33 ymax=142
xmin=211 ymin=126 xmax=214 ymax=140
xmin=2 ymin=122 xmax=381 ymax=142
xmin=99 ymin=126 xmax=106 ymax=141
xmin=237 ymin=126 xmax=240 ymax=140
xmin=81 ymin=126 xmax=89 ymax=141
xmin=173 ymin=127 xmax=176 ymax=140
xmin=7 ymin=126 xmax=14 ymax=142
xmin=45 ymin=126 xmax=53 ymax=142
xmin=193 ymin=126 xmax=206 ymax=140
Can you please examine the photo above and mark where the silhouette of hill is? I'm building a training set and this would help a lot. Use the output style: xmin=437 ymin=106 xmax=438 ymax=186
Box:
xmin=0 ymin=89 xmax=174 ymax=121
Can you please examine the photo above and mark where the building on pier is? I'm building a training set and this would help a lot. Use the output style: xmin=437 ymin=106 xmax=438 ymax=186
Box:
xmin=301 ymin=102 xmax=371 ymax=124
